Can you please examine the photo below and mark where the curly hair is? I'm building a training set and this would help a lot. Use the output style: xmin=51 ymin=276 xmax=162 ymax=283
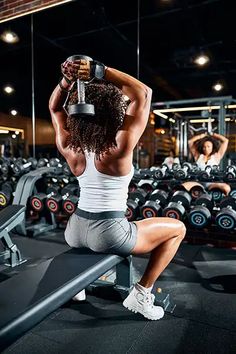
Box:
xmin=195 ymin=136 xmax=220 ymax=155
xmin=65 ymin=80 xmax=127 ymax=157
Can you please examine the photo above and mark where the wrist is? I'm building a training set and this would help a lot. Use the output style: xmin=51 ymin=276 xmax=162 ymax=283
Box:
xmin=58 ymin=77 xmax=73 ymax=93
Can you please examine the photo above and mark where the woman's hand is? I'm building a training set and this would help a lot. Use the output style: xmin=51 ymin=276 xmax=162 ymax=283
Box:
xmin=61 ymin=59 xmax=90 ymax=83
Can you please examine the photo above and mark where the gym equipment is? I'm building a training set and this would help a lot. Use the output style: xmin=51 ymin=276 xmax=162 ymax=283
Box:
xmin=0 ymin=249 xmax=133 ymax=351
xmin=225 ymin=165 xmax=236 ymax=181
xmin=152 ymin=163 xmax=169 ymax=179
xmin=163 ymin=190 xmax=191 ymax=220
xmin=13 ymin=167 xmax=58 ymax=236
xmin=12 ymin=157 xmax=37 ymax=176
xmin=174 ymin=162 xmax=192 ymax=180
xmin=208 ymin=187 xmax=223 ymax=202
xmin=140 ymin=189 xmax=168 ymax=218
xmin=215 ymin=196 xmax=236 ymax=230
xmin=67 ymin=54 xmax=95 ymax=117
xmin=198 ymin=165 xmax=213 ymax=181
xmin=0 ymin=205 xmax=26 ymax=266
xmin=0 ymin=181 xmax=14 ymax=208
xmin=126 ymin=188 xmax=147 ymax=221
xmin=30 ymin=185 xmax=60 ymax=213
xmin=188 ymin=193 xmax=213 ymax=228
xmin=46 ymin=184 xmax=79 ymax=214
xmin=37 ymin=158 xmax=49 ymax=168
xmin=137 ymin=178 xmax=159 ymax=193
xmin=182 ymin=181 xmax=205 ymax=200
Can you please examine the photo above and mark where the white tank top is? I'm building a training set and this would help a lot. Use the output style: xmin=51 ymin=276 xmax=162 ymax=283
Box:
xmin=196 ymin=153 xmax=220 ymax=170
xmin=76 ymin=152 xmax=134 ymax=212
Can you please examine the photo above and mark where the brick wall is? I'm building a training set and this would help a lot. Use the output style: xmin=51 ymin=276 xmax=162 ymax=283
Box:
xmin=0 ymin=0 xmax=72 ymax=23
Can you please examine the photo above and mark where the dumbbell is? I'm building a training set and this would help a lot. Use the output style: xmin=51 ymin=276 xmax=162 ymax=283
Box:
xmin=29 ymin=185 xmax=61 ymax=213
xmin=0 ymin=181 xmax=14 ymax=208
xmin=66 ymin=54 xmax=95 ymax=117
xmin=225 ymin=166 xmax=236 ymax=181
xmin=208 ymin=187 xmax=223 ymax=202
xmin=152 ymin=164 xmax=169 ymax=179
xmin=174 ymin=162 xmax=192 ymax=180
xmin=215 ymin=197 xmax=236 ymax=230
xmin=137 ymin=178 xmax=159 ymax=193
xmin=188 ymin=193 xmax=213 ymax=228
xmin=12 ymin=157 xmax=38 ymax=176
xmin=182 ymin=181 xmax=205 ymax=200
xmin=140 ymin=189 xmax=168 ymax=218
xmin=37 ymin=158 xmax=49 ymax=168
xmin=198 ymin=166 xmax=213 ymax=181
xmin=46 ymin=184 xmax=79 ymax=214
xmin=126 ymin=188 xmax=147 ymax=221
xmin=163 ymin=190 xmax=191 ymax=220
xmin=62 ymin=162 xmax=72 ymax=176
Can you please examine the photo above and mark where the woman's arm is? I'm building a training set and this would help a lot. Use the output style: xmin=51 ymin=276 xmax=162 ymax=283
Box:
xmin=212 ymin=133 xmax=229 ymax=159
xmin=49 ymin=59 xmax=89 ymax=155
xmin=188 ymin=133 xmax=206 ymax=160
xmin=105 ymin=67 xmax=152 ymax=152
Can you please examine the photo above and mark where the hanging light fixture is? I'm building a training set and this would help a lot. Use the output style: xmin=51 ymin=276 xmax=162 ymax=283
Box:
xmin=0 ymin=30 xmax=19 ymax=43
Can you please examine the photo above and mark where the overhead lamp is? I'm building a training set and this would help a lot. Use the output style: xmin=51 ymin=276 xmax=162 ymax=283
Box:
xmin=213 ymin=83 xmax=223 ymax=92
xmin=194 ymin=54 xmax=210 ymax=66
xmin=3 ymin=85 xmax=14 ymax=94
xmin=10 ymin=109 xmax=17 ymax=116
xmin=12 ymin=134 xmax=16 ymax=139
xmin=0 ymin=30 xmax=19 ymax=43
xmin=0 ymin=130 xmax=9 ymax=134
xmin=189 ymin=119 xmax=215 ymax=123
xmin=160 ymin=130 xmax=165 ymax=134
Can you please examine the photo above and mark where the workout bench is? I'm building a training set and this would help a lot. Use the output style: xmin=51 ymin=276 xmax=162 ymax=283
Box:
xmin=0 ymin=205 xmax=26 ymax=267
xmin=0 ymin=248 xmax=133 ymax=351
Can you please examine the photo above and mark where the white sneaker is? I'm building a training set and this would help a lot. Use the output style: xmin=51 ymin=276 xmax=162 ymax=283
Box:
xmin=72 ymin=289 xmax=86 ymax=301
xmin=123 ymin=286 xmax=164 ymax=320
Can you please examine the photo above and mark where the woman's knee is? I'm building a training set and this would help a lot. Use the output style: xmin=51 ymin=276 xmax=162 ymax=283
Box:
xmin=177 ymin=221 xmax=186 ymax=239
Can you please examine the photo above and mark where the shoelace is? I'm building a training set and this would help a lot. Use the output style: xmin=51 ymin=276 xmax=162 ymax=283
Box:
xmin=144 ymin=292 xmax=156 ymax=307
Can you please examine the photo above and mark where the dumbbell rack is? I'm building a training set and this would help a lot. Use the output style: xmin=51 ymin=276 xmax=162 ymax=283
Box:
xmin=12 ymin=167 xmax=58 ymax=237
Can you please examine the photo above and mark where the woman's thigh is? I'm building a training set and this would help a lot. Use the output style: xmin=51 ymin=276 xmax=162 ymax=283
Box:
xmin=131 ymin=217 xmax=186 ymax=255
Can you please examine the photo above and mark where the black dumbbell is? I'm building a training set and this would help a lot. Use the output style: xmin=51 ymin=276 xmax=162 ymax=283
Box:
xmin=66 ymin=54 xmax=95 ymax=117
xmin=61 ymin=185 xmax=80 ymax=215
xmin=208 ymin=187 xmax=223 ymax=202
xmin=230 ymin=188 xmax=236 ymax=199
xmin=0 ymin=181 xmax=14 ymax=208
xmin=215 ymin=197 xmax=236 ymax=230
xmin=199 ymin=166 xmax=213 ymax=181
xmin=140 ymin=189 xmax=168 ymax=218
xmin=137 ymin=178 xmax=159 ymax=193
xmin=174 ymin=162 xmax=192 ymax=180
xmin=225 ymin=166 xmax=236 ymax=181
xmin=163 ymin=190 xmax=191 ymax=220
xmin=152 ymin=164 xmax=169 ymax=179
xmin=189 ymin=184 xmax=205 ymax=200
xmin=188 ymin=193 xmax=213 ymax=228
xmin=46 ymin=184 xmax=79 ymax=214
xmin=12 ymin=157 xmax=38 ymax=176
xmin=29 ymin=185 xmax=60 ymax=213
xmin=126 ymin=188 xmax=147 ymax=221
xmin=37 ymin=158 xmax=49 ymax=168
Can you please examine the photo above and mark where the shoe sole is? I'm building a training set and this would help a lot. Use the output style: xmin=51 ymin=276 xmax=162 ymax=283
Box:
xmin=123 ymin=300 xmax=164 ymax=321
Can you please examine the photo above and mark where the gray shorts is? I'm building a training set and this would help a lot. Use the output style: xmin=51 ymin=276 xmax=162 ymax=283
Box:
xmin=64 ymin=209 xmax=137 ymax=257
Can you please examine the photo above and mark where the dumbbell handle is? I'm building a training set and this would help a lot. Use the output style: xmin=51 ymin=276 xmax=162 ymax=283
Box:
xmin=77 ymin=79 xmax=86 ymax=104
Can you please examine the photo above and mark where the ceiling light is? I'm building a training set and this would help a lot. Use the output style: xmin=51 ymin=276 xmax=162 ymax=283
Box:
xmin=15 ymin=131 xmax=19 ymax=135
xmin=3 ymin=85 xmax=14 ymax=94
xmin=213 ymin=83 xmax=223 ymax=92
xmin=194 ymin=55 xmax=209 ymax=66
xmin=160 ymin=130 xmax=165 ymax=134
xmin=10 ymin=110 xmax=17 ymax=116
xmin=0 ymin=30 xmax=19 ymax=43
xmin=12 ymin=134 xmax=16 ymax=139
xmin=189 ymin=119 xmax=215 ymax=123
xmin=0 ymin=130 xmax=9 ymax=134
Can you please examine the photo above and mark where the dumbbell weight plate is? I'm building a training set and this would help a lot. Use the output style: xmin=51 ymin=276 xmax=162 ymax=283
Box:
xmin=171 ymin=191 xmax=191 ymax=210
xmin=188 ymin=206 xmax=211 ymax=228
xmin=216 ymin=208 xmax=236 ymax=230
xmin=195 ymin=194 xmax=213 ymax=210
xmin=140 ymin=201 xmax=162 ymax=218
xmin=30 ymin=193 xmax=47 ymax=212
xmin=163 ymin=202 xmax=185 ymax=220
xmin=209 ymin=188 xmax=222 ymax=202
xmin=190 ymin=185 xmax=205 ymax=199
xmin=219 ymin=196 xmax=236 ymax=209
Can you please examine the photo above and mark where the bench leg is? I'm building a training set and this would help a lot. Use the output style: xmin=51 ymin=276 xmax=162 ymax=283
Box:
xmin=114 ymin=256 xmax=134 ymax=297
xmin=0 ymin=231 xmax=25 ymax=267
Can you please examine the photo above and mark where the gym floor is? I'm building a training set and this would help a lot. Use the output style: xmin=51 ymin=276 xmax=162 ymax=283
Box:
xmin=1 ymin=230 xmax=236 ymax=354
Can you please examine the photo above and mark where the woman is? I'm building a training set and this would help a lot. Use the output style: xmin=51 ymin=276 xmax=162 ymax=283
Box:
xmin=49 ymin=57 xmax=186 ymax=321
xmin=188 ymin=132 xmax=228 ymax=170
